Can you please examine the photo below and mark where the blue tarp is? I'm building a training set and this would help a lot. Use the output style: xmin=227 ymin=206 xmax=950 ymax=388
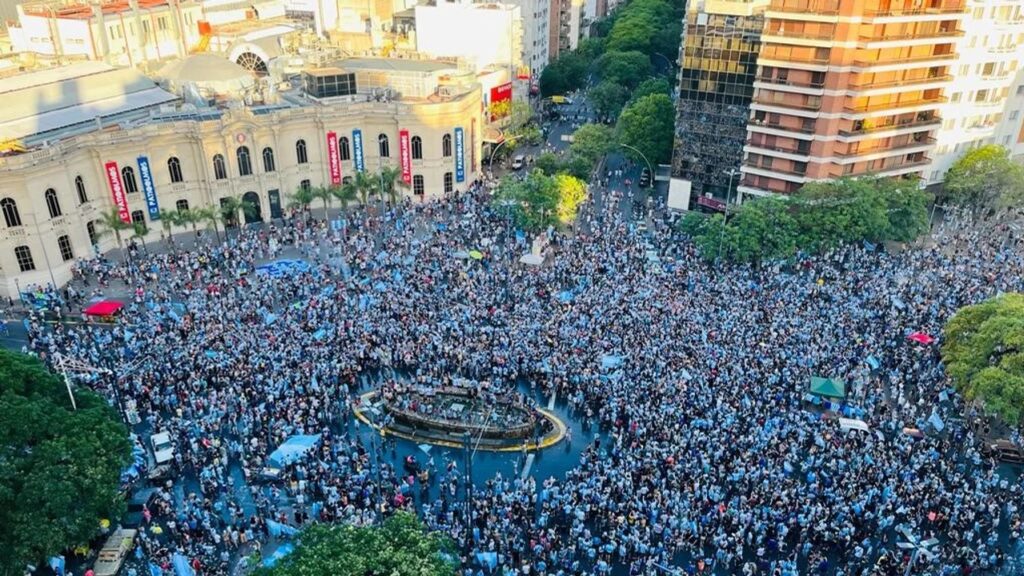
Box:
xmin=866 ymin=356 xmax=880 ymax=370
xmin=172 ymin=553 xmax=195 ymax=576
xmin=476 ymin=552 xmax=498 ymax=570
xmin=256 ymin=259 xmax=310 ymax=278
xmin=263 ymin=543 xmax=296 ymax=567
xmin=267 ymin=434 xmax=321 ymax=469
xmin=266 ymin=520 xmax=300 ymax=538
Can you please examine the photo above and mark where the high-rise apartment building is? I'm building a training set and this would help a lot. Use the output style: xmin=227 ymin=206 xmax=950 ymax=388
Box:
xmin=925 ymin=1 xmax=1024 ymax=185
xmin=672 ymin=0 xmax=767 ymax=202
xmin=738 ymin=0 xmax=966 ymax=200
xmin=549 ymin=0 xmax=583 ymax=59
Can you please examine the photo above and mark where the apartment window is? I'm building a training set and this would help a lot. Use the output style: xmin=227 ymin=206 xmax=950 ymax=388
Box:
xmin=14 ymin=245 xmax=35 ymax=272
xmin=300 ymin=179 xmax=311 ymax=190
xmin=413 ymin=175 xmax=424 ymax=195
xmin=168 ymin=157 xmax=184 ymax=183
xmin=339 ymin=137 xmax=351 ymax=161
xmin=1016 ymin=85 xmax=1024 ymax=96
xmin=983 ymin=62 xmax=996 ymax=76
xmin=45 ymin=188 xmax=62 ymax=218
xmin=1004 ymin=135 xmax=1013 ymax=145
xmin=157 ymin=16 xmax=167 ymax=31
xmin=378 ymin=134 xmax=390 ymax=158
xmin=442 ymin=134 xmax=452 ymax=157
xmin=75 ymin=176 xmax=88 ymax=204
xmin=212 ymin=154 xmax=227 ymax=180
xmin=57 ymin=235 xmax=74 ymax=262
xmin=1012 ymin=110 xmax=1020 ymax=120
xmin=951 ymin=92 xmax=961 ymax=103
xmin=176 ymin=199 xmax=190 ymax=212
xmin=131 ymin=210 xmax=145 ymax=224
xmin=443 ymin=172 xmax=453 ymax=193
xmin=296 ymin=139 xmax=308 ymax=164
xmin=976 ymin=90 xmax=989 ymax=102
xmin=411 ymin=136 xmax=423 ymax=160
xmin=262 ymin=147 xmax=276 ymax=172
xmin=237 ymin=146 xmax=252 ymax=176
xmin=122 ymin=167 xmax=139 ymax=193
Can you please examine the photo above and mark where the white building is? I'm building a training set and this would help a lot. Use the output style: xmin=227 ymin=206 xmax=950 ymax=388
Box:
xmin=414 ymin=2 xmax=524 ymax=73
xmin=500 ymin=0 xmax=550 ymax=76
xmin=926 ymin=0 xmax=1024 ymax=184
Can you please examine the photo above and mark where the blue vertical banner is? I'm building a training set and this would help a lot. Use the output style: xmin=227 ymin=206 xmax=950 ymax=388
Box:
xmin=352 ymin=129 xmax=365 ymax=172
xmin=454 ymin=127 xmax=465 ymax=183
xmin=136 ymin=156 xmax=160 ymax=220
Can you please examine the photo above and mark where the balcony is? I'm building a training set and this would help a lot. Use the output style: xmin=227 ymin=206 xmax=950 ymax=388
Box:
xmin=852 ymin=53 xmax=956 ymax=67
xmin=863 ymin=6 xmax=964 ymax=17
xmin=844 ymin=96 xmax=946 ymax=112
xmin=837 ymin=116 xmax=941 ymax=137
xmin=747 ymin=142 xmax=813 ymax=156
xmin=758 ymin=76 xmax=826 ymax=89
xmin=761 ymin=53 xmax=831 ymax=65
xmin=755 ymin=97 xmax=823 ymax=111
xmin=746 ymin=163 xmax=809 ymax=177
xmin=749 ymin=119 xmax=817 ymax=134
xmin=835 ymin=137 xmax=937 ymax=156
xmin=988 ymin=45 xmax=1017 ymax=54
xmin=848 ymin=74 xmax=952 ymax=91
xmin=768 ymin=2 xmax=840 ymax=15
xmin=858 ymin=29 xmax=963 ymax=43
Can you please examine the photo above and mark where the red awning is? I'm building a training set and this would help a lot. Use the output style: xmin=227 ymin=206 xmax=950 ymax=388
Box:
xmin=84 ymin=300 xmax=125 ymax=316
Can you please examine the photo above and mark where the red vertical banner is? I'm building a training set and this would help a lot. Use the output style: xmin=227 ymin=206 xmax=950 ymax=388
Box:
xmin=326 ymin=131 xmax=341 ymax=185
xmin=104 ymin=161 xmax=131 ymax=223
xmin=399 ymin=129 xmax=412 ymax=184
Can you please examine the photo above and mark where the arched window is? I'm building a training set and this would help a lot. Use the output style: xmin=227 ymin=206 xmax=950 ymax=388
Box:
xmin=122 ymin=166 xmax=139 ymax=193
xmin=296 ymin=139 xmax=308 ymax=164
xmin=262 ymin=147 xmax=276 ymax=172
xmin=1 ymin=198 xmax=22 ymax=227
xmin=131 ymin=210 xmax=145 ymax=224
xmin=87 ymin=221 xmax=98 ymax=246
xmin=175 ymin=199 xmax=189 ymax=213
xmin=411 ymin=136 xmax=423 ymax=160
xmin=442 ymin=134 xmax=452 ymax=158
xmin=14 ymin=245 xmax=34 ymax=271
xmin=75 ymin=176 xmax=88 ymax=204
xmin=212 ymin=154 xmax=227 ymax=180
xmin=342 ymin=176 xmax=353 ymax=185
xmin=57 ymin=235 xmax=74 ymax=261
xmin=413 ymin=175 xmax=424 ymax=196
xmin=378 ymin=134 xmax=390 ymax=158
xmin=300 ymin=179 xmax=311 ymax=191
xmin=168 ymin=157 xmax=183 ymax=183
xmin=339 ymin=137 xmax=351 ymax=161
xmin=444 ymin=172 xmax=453 ymax=193
xmin=237 ymin=146 xmax=252 ymax=176
xmin=45 ymin=188 xmax=62 ymax=218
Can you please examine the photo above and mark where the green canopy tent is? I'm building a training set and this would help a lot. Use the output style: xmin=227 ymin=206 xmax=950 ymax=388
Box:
xmin=809 ymin=376 xmax=847 ymax=399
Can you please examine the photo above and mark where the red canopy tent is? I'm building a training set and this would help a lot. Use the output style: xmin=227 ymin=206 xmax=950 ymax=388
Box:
xmin=83 ymin=300 xmax=125 ymax=317
xmin=907 ymin=332 xmax=935 ymax=345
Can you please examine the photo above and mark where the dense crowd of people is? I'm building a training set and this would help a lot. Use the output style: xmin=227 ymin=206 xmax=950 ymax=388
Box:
xmin=24 ymin=175 xmax=1024 ymax=575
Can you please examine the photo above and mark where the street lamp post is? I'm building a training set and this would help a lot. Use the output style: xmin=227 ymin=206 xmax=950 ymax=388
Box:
xmin=717 ymin=168 xmax=741 ymax=266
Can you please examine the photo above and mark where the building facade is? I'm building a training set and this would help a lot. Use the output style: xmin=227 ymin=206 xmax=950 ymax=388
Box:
xmin=501 ymin=0 xmax=551 ymax=76
xmin=738 ymin=0 xmax=966 ymax=200
xmin=414 ymin=2 xmax=524 ymax=73
xmin=0 ymin=92 xmax=483 ymax=297
xmin=925 ymin=0 xmax=1024 ymax=184
xmin=549 ymin=0 xmax=583 ymax=59
xmin=673 ymin=0 xmax=766 ymax=203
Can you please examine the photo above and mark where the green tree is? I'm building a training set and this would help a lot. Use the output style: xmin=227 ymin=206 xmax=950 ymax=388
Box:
xmin=617 ymin=93 xmax=675 ymax=165
xmin=606 ymin=0 xmax=674 ymax=55
xmin=156 ymin=209 xmax=183 ymax=246
xmin=597 ymin=51 xmax=653 ymax=90
xmin=95 ymin=208 xmax=134 ymax=260
xmin=570 ymin=124 xmax=616 ymax=166
xmin=492 ymin=170 xmax=560 ymax=232
xmin=554 ymin=173 xmax=587 ymax=225
xmin=332 ymin=183 xmax=358 ymax=211
xmin=255 ymin=512 xmax=457 ymax=576
xmin=288 ymin=186 xmax=316 ymax=212
xmin=130 ymin=222 xmax=149 ymax=253
xmin=348 ymin=171 xmax=380 ymax=206
xmin=378 ymin=165 xmax=407 ymax=206
xmin=534 ymin=152 xmax=562 ymax=176
xmin=561 ymin=154 xmax=595 ymax=181
xmin=197 ymin=207 xmax=222 ymax=244
xmin=588 ymin=80 xmax=630 ymax=120
xmin=943 ymin=144 xmax=1024 ymax=210
xmin=308 ymin=186 xmax=334 ymax=221
xmin=177 ymin=207 xmax=204 ymax=243
xmin=0 ymin=350 xmax=131 ymax=574
xmin=539 ymin=53 xmax=588 ymax=97
xmin=631 ymin=77 xmax=672 ymax=102
xmin=219 ymin=196 xmax=257 ymax=235
xmin=942 ymin=293 xmax=1024 ymax=425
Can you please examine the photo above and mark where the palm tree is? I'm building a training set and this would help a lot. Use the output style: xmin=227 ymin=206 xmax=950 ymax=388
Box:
xmin=308 ymin=186 xmax=334 ymax=221
xmin=198 ymin=207 xmax=222 ymax=243
xmin=378 ymin=165 xmax=407 ymax=207
xmin=157 ymin=209 xmax=184 ymax=247
xmin=95 ymin=208 xmax=134 ymax=262
xmin=130 ymin=222 xmax=149 ymax=254
xmin=177 ymin=208 xmax=203 ymax=244
xmin=288 ymin=186 xmax=315 ymax=213
xmin=352 ymin=171 xmax=379 ymax=207
xmin=219 ymin=196 xmax=257 ymax=238
xmin=333 ymin=182 xmax=358 ymax=212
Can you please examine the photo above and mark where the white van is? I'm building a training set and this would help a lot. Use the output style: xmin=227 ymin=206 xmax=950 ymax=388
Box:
xmin=838 ymin=418 xmax=870 ymax=434
xmin=511 ymin=155 xmax=526 ymax=170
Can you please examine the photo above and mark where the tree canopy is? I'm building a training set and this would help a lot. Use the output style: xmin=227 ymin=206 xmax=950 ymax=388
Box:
xmin=570 ymin=123 xmax=616 ymax=166
xmin=255 ymin=512 xmax=458 ymax=576
xmin=0 ymin=350 xmax=131 ymax=573
xmin=605 ymin=0 xmax=676 ymax=55
xmin=539 ymin=53 xmax=588 ymax=97
xmin=680 ymin=177 xmax=931 ymax=264
xmin=943 ymin=144 xmax=1024 ymax=210
xmin=492 ymin=170 xmax=588 ymax=231
xmin=588 ymin=80 xmax=630 ymax=120
xmin=942 ymin=293 xmax=1024 ymax=425
xmin=596 ymin=51 xmax=653 ymax=90
xmin=616 ymin=93 xmax=676 ymax=165
xmin=631 ymin=77 xmax=672 ymax=102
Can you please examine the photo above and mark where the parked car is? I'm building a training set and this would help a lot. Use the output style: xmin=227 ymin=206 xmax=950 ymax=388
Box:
xmin=511 ymin=155 xmax=526 ymax=170
xmin=639 ymin=167 xmax=652 ymax=188
xmin=92 ymin=529 xmax=137 ymax=576
xmin=150 ymin=431 xmax=174 ymax=465
xmin=981 ymin=439 xmax=1024 ymax=464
